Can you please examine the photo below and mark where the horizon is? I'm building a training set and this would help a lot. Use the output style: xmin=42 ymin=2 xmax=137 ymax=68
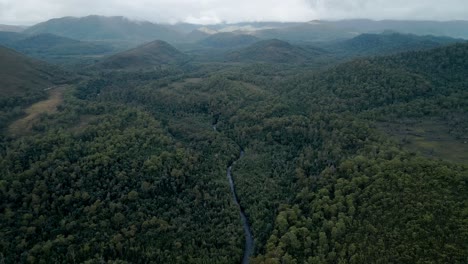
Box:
xmin=3 ymin=14 xmax=468 ymax=27
xmin=1 ymin=0 xmax=468 ymax=25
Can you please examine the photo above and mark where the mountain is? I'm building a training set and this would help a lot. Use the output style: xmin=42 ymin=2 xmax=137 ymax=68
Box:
xmin=227 ymin=39 xmax=317 ymax=63
xmin=20 ymin=17 xmax=468 ymax=47
xmin=23 ymin=15 xmax=183 ymax=44
xmin=327 ymin=19 xmax=468 ymax=39
xmin=98 ymin=40 xmax=189 ymax=70
xmin=184 ymin=29 xmax=210 ymax=43
xmin=0 ymin=24 xmax=26 ymax=32
xmin=0 ymin=31 xmax=24 ymax=44
xmin=10 ymin=33 xmax=113 ymax=56
xmin=0 ymin=45 xmax=63 ymax=96
xmin=198 ymin=32 xmax=259 ymax=48
xmin=253 ymin=22 xmax=357 ymax=42
xmin=0 ymin=32 xmax=115 ymax=64
xmin=327 ymin=32 xmax=464 ymax=56
xmin=188 ymin=20 xmax=468 ymax=42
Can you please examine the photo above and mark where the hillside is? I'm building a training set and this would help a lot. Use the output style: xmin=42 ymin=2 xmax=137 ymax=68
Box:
xmin=11 ymin=33 xmax=113 ymax=55
xmin=227 ymin=39 xmax=316 ymax=63
xmin=0 ymin=31 xmax=23 ymax=44
xmin=23 ymin=15 xmax=182 ymax=43
xmin=328 ymin=32 xmax=464 ymax=56
xmin=0 ymin=45 xmax=59 ymax=96
xmin=98 ymin=40 xmax=189 ymax=69
xmin=0 ymin=45 xmax=68 ymax=129
xmin=0 ymin=24 xmax=26 ymax=32
xmin=0 ymin=32 xmax=115 ymax=64
xmin=252 ymin=42 xmax=468 ymax=263
xmin=253 ymin=22 xmax=357 ymax=42
xmin=198 ymin=32 xmax=259 ymax=48
xmin=328 ymin=19 xmax=468 ymax=39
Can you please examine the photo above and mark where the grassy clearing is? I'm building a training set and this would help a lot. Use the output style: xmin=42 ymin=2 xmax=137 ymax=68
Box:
xmin=170 ymin=78 xmax=203 ymax=89
xmin=8 ymin=85 xmax=67 ymax=136
xmin=378 ymin=120 xmax=468 ymax=165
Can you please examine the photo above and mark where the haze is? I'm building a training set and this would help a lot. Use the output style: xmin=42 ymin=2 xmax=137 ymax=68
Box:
xmin=1 ymin=0 xmax=468 ymax=25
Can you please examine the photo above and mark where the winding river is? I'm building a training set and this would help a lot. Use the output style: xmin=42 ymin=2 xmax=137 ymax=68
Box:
xmin=227 ymin=150 xmax=254 ymax=264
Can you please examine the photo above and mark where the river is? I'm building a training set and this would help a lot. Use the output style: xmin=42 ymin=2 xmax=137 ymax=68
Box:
xmin=227 ymin=150 xmax=254 ymax=264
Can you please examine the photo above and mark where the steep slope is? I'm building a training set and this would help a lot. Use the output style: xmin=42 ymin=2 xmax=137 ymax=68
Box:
xmin=23 ymin=15 xmax=182 ymax=43
xmin=98 ymin=40 xmax=189 ymax=70
xmin=198 ymin=32 xmax=259 ymax=48
xmin=10 ymin=33 xmax=113 ymax=56
xmin=0 ymin=45 xmax=62 ymax=96
xmin=329 ymin=32 xmax=464 ymax=56
xmin=0 ymin=45 xmax=68 ymax=129
xmin=227 ymin=39 xmax=316 ymax=63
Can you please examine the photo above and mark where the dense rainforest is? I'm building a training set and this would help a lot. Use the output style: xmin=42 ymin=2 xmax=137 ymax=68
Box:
xmin=0 ymin=27 xmax=467 ymax=264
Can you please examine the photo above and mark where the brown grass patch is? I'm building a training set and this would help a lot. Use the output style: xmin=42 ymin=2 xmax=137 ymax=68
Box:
xmin=170 ymin=78 xmax=203 ymax=89
xmin=9 ymin=85 xmax=66 ymax=136
xmin=378 ymin=120 xmax=468 ymax=165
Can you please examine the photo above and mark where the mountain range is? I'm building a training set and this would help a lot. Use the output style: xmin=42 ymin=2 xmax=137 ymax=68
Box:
xmin=4 ymin=16 xmax=468 ymax=46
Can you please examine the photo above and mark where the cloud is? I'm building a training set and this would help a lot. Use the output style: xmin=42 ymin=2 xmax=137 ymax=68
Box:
xmin=307 ymin=0 xmax=468 ymax=20
xmin=0 ymin=0 xmax=467 ymax=25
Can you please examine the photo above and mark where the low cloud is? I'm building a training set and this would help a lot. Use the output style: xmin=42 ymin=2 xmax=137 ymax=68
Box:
xmin=0 ymin=0 xmax=467 ymax=25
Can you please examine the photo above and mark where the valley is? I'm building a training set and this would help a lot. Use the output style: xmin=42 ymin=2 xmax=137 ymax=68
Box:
xmin=0 ymin=14 xmax=467 ymax=264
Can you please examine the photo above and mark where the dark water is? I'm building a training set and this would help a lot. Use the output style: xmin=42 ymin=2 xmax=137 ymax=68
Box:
xmin=227 ymin=151 xmax=254 ymax=264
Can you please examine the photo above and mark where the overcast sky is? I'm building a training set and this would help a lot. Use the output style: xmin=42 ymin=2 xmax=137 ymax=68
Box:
xmin=1 ymin=0 xmax=468 ymax=25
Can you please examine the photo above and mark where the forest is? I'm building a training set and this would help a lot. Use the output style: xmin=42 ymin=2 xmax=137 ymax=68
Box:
xmin=0 ymin=20 xmax=467 ymax=264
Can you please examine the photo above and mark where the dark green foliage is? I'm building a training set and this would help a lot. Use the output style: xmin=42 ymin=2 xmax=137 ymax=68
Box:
xmin=227 ymin=39 xmax=319 ymax=63
xmin=97 ymin=40 xmax=190 ymax=70
xmin=328 ymin=33 xmax=463 ymax=56
xmin=0 ymin=96 xmax=243 ymax=263
xmin=0 ymin=38 xmax=467 ymax=264
xmin=11 ymin=33 xmax=113 ymax=55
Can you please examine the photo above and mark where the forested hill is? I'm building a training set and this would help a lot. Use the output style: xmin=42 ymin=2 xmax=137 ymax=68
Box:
xmin=0 ymin=45 xmax=71 ymax=131
xmin=0 ymin=45 xmax=67 ymax=97
xmin=251 ymin=42 xmax=468 ymax=263
xmin=97 ymin=40 xmax=189 ymax=70
xmin=327 ymin=32 xmax=463 ymax=56
xmin=289 ymin=42 xmax=468 ymax=113
xmin=0 ymin=32 xmax=466 ymax=264
xmin=197 ymin=32 xmax=260 ymax=48
xmin=227 ymin=39 xmax=317 ymax=63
